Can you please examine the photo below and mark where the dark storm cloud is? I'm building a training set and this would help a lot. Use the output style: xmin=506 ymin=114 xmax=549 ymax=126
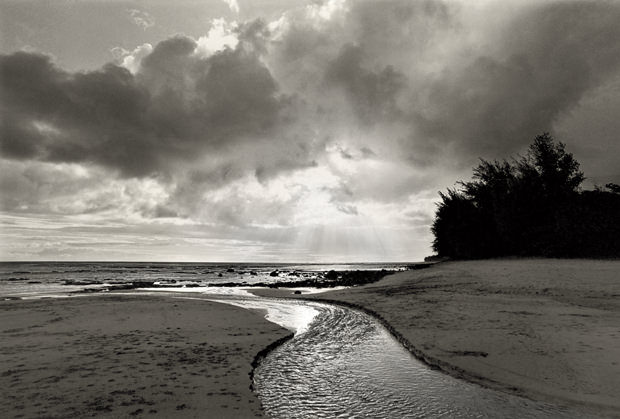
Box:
xmin=414 ymin=1 xmax=620 ymax=162
xmin=268 ymin=0 xmax=620 ymax=172
xmin=324 ymin=44 xmax=406 ymax=124
xmin=137 ymin=35 xmax=198 ymax=94
xmin=347 ymin=0 xmax=454 ymax=61
xmin=1 ymin=53 xmax=162 ymax=177
xmin=1 ymin=35 xmax=288 ymax=178
xmin=3 ymin=0 xmax=620 ymax=192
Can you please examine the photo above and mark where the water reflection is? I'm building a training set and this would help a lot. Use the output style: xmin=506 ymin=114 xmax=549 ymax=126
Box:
xmin=219 ymin=298 xmax=595 ymax=419
xmin=208 ymin=298 xmax=319 ymax=334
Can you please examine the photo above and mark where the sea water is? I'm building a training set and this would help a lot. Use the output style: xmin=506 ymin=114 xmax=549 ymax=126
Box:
xmin=0 ymin=261 xmax=405 ymax=298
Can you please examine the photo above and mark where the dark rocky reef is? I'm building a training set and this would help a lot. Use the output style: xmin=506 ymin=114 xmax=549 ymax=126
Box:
xmin=72 ymin=281 xmax=157 ymax=293
xmin=71 ymin=270 xmax=398 ymax=294
xmin=211 ymin=269 xmax=396 ymax=289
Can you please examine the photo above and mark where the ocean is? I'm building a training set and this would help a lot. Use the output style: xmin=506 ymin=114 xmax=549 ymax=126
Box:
xmin=0 ymin=261 xmax=408 ymax=298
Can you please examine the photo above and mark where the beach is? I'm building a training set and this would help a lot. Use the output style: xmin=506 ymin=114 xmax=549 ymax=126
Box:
xmin=0 ymin=294 xmax=290 ymax=418
xmin=257 ymin=258 xmax=620 ymax=417
xmin=2 ymin=259 xmax=619 ymax=418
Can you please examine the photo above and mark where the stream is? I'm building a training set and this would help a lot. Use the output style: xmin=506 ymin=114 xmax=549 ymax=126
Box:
xmin=212 ymin=296 xmax=596 ymax=419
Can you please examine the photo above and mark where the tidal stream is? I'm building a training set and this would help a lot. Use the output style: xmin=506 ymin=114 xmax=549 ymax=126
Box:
xmin=213 ymin=296 xmax=595 ymax=419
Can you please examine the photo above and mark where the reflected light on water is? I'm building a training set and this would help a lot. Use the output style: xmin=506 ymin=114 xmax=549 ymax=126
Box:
xmin=141 ymin=286 xmax=256 ymax=297
xmin=207 ymin=298 xmax=319 ymax=335
xmin=215 ymin=297 xmax=596 ymax=419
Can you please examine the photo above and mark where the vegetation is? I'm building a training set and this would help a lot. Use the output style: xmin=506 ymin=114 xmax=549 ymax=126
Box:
xmin=432 ymin=133 xmax=620 ymax=259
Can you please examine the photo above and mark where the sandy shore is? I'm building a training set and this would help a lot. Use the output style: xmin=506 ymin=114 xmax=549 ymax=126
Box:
xmin=3 ymin=260 xmax=619 ymax=418
xmin=0 ymin=294 xmax=290 ymax=418
xmin=266 ymin=259 xmax=620 ymax=416
xmin=256 ymin=258 xmax=620 ymax=417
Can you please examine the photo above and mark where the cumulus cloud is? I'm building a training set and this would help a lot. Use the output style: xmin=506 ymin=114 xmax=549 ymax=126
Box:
xmin=264 ymin=0 xmax=620 ymax=169
xmin=111 ymin=43 xmax=153 ymax=74
xmin=195 ymin=19 xmax=240 ymax=57
xmin=0 ymin=33 xmax=291 ymax=179
xmin=223 ymin=0 xmax=240 ymax=14
xmin=128 ymin=8 xmax=155 ymax=30
xmin=3 ymin=0 xmax=620 ymax=259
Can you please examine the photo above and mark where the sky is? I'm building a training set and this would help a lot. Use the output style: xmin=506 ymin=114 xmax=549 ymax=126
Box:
xmin=1 ymin=0 xmax=620 ymax=262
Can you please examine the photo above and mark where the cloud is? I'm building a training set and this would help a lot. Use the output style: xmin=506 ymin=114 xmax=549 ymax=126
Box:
xmin=335 ymin=203 xmax=358 ymax=215
xmin=0 ymin=159 xmax=169 ymax=218
xmin=413 ymin=1 xmax=620 ymax=163
xmin=324 ymin=44 xmax=407 ymax=125
xmin=0 ymin=34 xmax=292 ymax=179
xmin=111 ymin=43 xmax=153 ymax=74
xmin=128 ymin=8 xmax=155 ymax=30
xmin=195 ymin=19 xmax=239 ymax=57
xmin=5 ymin=1 xmax=620 ymax=177
xmin=223 ymin=0 xmax=240 ymax=14
xmin=263 ymin=0 xmax=620 ymax=170
xmin=3 ymin=0 xmax=620 ymax=260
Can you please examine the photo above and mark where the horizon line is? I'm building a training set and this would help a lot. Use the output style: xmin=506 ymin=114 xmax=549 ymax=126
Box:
xmin=0 ymin=260 xmax=423 ymax=264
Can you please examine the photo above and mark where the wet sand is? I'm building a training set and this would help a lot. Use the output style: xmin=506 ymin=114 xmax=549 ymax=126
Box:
xmin=0 ymin=294 xmax=290 ymax=418
xmin=3 ymin=260 xmax=619 ymax=418
xmin=257 ymin=259 xmax=620 ymax=417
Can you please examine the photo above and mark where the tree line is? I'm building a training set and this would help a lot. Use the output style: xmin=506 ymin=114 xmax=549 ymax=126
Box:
xmin=432 ymin=133 xmax=620 ymax=259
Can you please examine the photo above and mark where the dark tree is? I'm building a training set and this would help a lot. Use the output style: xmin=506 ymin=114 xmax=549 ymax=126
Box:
xmin=605 ymin=183 xmax=620 ymax=194
xmin=459 ymin=159 xmax=517 ymax=255
xmin=514 ymin=133 xmax=584 ymax=254
xmin=432 ymin=189 xmax=483 ymax=259
xmin=432 ymin=133 xmax=618 ymax=259
xmin=518 ymin=133 xmax=584 ymax=200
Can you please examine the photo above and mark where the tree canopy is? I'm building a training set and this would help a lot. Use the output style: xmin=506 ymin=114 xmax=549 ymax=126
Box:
xmin=432 ymin=133 xmax=620 ymax=259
